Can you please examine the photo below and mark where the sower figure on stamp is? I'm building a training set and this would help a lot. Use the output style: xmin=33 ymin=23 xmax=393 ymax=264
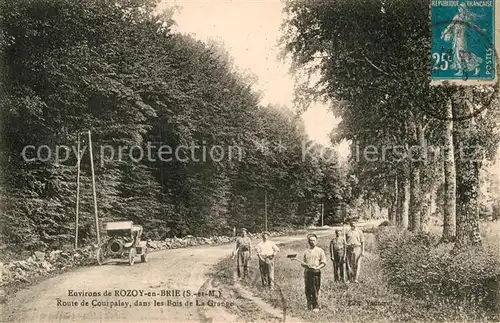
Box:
xmin=233 ymin=228 xmax=252 ymax=280
xmin=256 ymin=231 xmax=279 ymax=288
xmin=440 ymin=3 xmax=483 ymax=76
xmin=329 ymin=229 xmax=346 ymax=283
xmin=302 ymin=233 xmax=327 ymax=312
xmin=345 ymin=220 xmax=365 ymax=283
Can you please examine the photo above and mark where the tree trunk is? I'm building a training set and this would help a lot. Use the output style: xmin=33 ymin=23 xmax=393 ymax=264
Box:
xmin=407 ymin=120 xmax=423 ymax=232
xmin=402 ymin=175 xmax=410 ymax=229
xmin=430 ymin=190 xmax=436 ymax=216
xmin=442 ymin=98 xmax=456 ymax=242
xmin=409 ymin=162 xmax=421 ymax=231
xmin=416 ymin=122 xmax=426 ymax=232
xmin=396 ymin=172 xmax=402 ymax=225
xmin=492 ymin=202 xmax=500 ymax=221
xmin=421 ymin=192 xmax=431 ymax=232
xmin=453 ymin=91 xmax=482 ymax=250
xmin=389 ymin=176 xmax=398 ymax=224
xmin=454 ymin=155 xmax=482 ymax=249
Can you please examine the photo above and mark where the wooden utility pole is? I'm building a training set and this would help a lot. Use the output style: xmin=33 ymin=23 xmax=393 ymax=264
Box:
xmin=74 ymin=134 xmax=81 ymax=249
xmin=158 ymin=128 xmax=165 ymax=193
xmin=393 ymin=177 xmax=398 ymax=225
xmin=321 ymin=203 xmax=324 ymax=227
xmin=88 ymin=130 xmax=100 ymax=245
xmin=264 ymin=189 xmax=268 ymax=231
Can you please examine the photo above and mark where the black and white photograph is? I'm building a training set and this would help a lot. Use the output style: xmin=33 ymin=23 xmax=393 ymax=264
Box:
xmin=0 ymin=0 xmax=499 ymax=322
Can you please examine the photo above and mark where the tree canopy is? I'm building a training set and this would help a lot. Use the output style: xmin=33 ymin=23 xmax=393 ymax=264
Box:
xmin=0 ymin=0 xmax=349 ymax=251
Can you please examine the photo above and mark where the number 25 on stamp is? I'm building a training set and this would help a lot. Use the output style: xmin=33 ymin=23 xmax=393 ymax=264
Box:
xmin=430 ymin=1 xmax=497 ymax=85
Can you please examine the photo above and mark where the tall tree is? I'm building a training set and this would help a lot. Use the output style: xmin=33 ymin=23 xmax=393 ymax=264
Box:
xmin=0 ymin=0 xmax=338 ymax=250
xmin=442 ymin=99 xmax=457 ymax=241
xmin=281 ymin=0 xmax=500 ymax=248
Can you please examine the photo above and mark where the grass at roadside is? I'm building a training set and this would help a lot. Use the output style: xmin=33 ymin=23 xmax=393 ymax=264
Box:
xmin=210 ymin=256 xmax=280 ymax=321
xmin=211 ymin=231 xmax=485 ymax=322
xmin=377 ymin=222 xmax=500 ymax=322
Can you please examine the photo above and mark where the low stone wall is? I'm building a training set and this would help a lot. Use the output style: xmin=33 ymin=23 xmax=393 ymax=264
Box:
xmin=146 ymin=232 xmax=262 ymax=250
xmin=0 ymin=247 xmax=96 ymax=290
xmin=0 ymin=230 xmax=295 ymax=295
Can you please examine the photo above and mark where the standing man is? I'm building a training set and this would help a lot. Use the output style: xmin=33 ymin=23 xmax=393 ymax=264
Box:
xmin=234 ymin=228 xmax=252 ymax=280
xmin=329 ymin=229 xmax=346 ymax=283
xmin=302 ymin=233 xmax=327 ymax=312
xmin=255 ymin=231 xmax=280 ymax=288
xmin=345 ymin=220 xmax=365 ymax=283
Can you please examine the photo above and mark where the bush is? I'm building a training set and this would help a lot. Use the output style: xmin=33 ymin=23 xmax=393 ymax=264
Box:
xmin=376 ymin=227 xmax=500 ymax=320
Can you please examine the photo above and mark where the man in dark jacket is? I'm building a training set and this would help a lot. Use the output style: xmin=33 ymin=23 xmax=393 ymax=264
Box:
xmin=329 ymin=229 xmax=346 ymax=282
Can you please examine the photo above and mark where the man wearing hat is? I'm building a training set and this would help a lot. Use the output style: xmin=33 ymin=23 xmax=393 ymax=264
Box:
xmin=233 ymin=228 xmax=252 ymax=280
xmin=255 ymin=231 xmax=280 ymax=288
xmin=345 ymin=220 xmax=365 ymax=283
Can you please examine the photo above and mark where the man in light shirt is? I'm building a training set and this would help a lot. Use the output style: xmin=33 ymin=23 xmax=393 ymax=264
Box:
xmin=345 ymin=220 xmax=365 ymax=283
xmin=302 ymin=233 xmax=326 ymax=312
xmin=255 ymin=231 xmax=280 ymax=288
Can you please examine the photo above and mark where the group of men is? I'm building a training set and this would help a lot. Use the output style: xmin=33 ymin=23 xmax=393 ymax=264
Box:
xmin=232 ymin=221 xmax=365 ymax=312
xmin=234 ymin=229 xmax=280 ymax=287
xmin=329 ymin=221 xmax=365 ymax=283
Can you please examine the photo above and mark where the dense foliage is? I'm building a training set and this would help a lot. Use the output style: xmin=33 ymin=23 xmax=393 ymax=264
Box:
xmin=0 ymin=0 xmax=350 ymax=251
xmin=281 ymin=2 xmax=500 ymax=318
xmin=377 ymin=227 xmax=500 ymax=320
xmin=281 ymin=0 xmax=500 ymax=247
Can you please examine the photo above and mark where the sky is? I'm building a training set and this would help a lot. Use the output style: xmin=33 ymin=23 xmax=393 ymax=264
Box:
xmin=153 ymin=0 xmax=500 ymax=180
xmin=157 ymin=0 xmax=340 ymax=147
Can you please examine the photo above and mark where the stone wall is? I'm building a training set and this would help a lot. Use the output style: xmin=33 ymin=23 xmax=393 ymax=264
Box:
xmin=0 ymin=230 xmax=297 ymax=294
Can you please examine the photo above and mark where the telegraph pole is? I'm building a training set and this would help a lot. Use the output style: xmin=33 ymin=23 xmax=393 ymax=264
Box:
xmin=321 ymin=203 xmax=324 ymax=227
xmin=88 ymin=130 xmax=100 ymax=245
xmin=74 ymin=134 xmax=81 ymax=249
xmin=264 ymin=189 xmax=268 ymax=231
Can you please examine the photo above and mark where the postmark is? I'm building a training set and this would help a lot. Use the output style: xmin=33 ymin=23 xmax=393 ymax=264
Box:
xmin=430 ymin=1 xmax=498 ymax=85
xmin=421 ymin=80 xmax=499 ymax=121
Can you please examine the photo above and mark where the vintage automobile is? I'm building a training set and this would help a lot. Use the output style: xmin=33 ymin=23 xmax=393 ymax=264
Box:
xmin=96 ymin=221 xmax=148 ymax=266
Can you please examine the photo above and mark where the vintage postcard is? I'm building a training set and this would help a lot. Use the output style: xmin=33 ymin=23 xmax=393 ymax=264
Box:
xmin=1 ymin=1 xmax=500 ymax=323
xmin=430 ymin=0 xmax=499 ymax=85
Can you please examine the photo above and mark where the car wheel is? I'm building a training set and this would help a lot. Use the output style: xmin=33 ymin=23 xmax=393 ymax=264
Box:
xmin=128 ymin=248 xmax=136 ymax=266
xmin=141 ymin=248 xmax=148 ymax=263
xmin=96 ymin=247 xmax=105 ymax=266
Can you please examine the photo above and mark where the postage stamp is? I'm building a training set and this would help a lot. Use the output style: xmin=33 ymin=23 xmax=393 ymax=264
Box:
xmin=430 ymin=0 xmax=499 ymax=85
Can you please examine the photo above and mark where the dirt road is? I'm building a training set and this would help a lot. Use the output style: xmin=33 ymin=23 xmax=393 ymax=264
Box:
xmin=3 ymin=229 xmax=339 ymax=323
